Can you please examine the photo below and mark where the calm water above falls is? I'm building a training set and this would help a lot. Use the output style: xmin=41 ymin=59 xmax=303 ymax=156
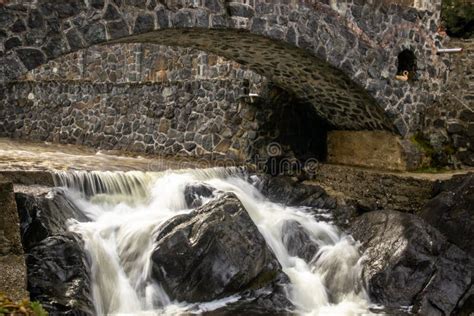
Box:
xmin=54 ymin=168 xmax=374 ymax=315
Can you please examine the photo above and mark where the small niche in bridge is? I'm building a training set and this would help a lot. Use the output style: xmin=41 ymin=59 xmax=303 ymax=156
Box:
xmin=396 ymin=49 xmax=417 ymax=81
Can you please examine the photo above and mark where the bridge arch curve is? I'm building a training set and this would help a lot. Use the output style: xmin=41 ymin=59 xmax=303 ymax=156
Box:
xmin=0 ymin=0 xmax=444 ymax=134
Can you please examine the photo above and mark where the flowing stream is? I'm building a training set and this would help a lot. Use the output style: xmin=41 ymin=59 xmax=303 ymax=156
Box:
xmin=53 ymin=168 xmax=373 ymax=315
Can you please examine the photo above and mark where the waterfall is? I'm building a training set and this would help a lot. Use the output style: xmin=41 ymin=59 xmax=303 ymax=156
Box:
xmin=56 ymin=168 xmax=373 ymax=315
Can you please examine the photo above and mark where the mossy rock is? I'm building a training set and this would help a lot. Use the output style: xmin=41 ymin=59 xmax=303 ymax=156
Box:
xmin=410 ymin=133 xmax=452 ymax=171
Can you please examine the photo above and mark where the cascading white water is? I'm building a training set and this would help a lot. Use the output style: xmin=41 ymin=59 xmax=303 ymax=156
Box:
xmin=56 ymin=168 xmax=374 ymax=315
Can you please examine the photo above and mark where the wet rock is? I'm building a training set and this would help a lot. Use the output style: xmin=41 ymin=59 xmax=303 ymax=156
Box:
xmin=420 ymin=173 xmax=474 ymax=258
xmin=15 ymin=189 xmax=93 ymax=315
xmin=350 ymin=210 xmax=473 ymax=315
xmin=281 ymin=220 xmax=319 ymax=262
xmin=26 ymin=233 xmax=94 ymax=316
xmin=257 ymin=175 xmax=335 ymax=209
xmin=255 ymin=175 xmax=357 ymax=229
xmin=151 ymin=193 xmax=291 ymax=311
xmin=15 ymin=189 xmax=89 ymax=250
xmin=183 ymin=182 xmax=216 ymax=208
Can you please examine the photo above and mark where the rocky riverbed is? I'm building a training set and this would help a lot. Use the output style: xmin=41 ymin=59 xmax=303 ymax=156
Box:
xmin=1 ymin=168 xmax=471 ymax=315
xmin=0 ymin=140 xmax=472 ymax=315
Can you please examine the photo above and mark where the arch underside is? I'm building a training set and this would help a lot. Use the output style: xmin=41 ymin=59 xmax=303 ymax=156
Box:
xmin=107 ymin=28 xmax=393 ymax=131
xmin=0 ymin=0 xmax=406 ymax=132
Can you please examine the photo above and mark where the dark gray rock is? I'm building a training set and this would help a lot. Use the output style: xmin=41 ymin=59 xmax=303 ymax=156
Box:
xmin=11 ymin=19 xmax=26 ymax=33
xmin=203 ymin=0 xmax=222 ymax=12
xmin=106 ymin=20 xmax=129 ymax=39
xmin=42 ymin=35 xmax=67 ymax=59
xmin=257 ymin=175 xmax=334 ymax=208
xmin=27 ymin=10 xmax=44 ymax=28
xmin=419 ymin=173 xmax=474 ymax=257
xmin=151 ymin=193 xmax=291 ymax=311
xmin=255 ymin=175 xmax=358 ymax=229
xmin=447 ymin=121 xmax=464 ymax=134
xmin=281 ymin=220 xmax=319 ymax=262
xmin=4 ymin=37 xmax=21 ymax=51
xmin=39 ymin=0 xmax=85 ymax=18
xmin=124 ymin=0 xmax=145 ymax=8
xmin=250 ymin=17 xmax=266 ymax=34
xmin=350 ymin=210 xmax=473 ymax=316
xmin=16 ymin=189 xmax=93 ymax=315
xmin=174 ymin=11 xmax=193 ymax=28
xmin=66 ymin=29 xmax=85 ymax=50
xmin=156 ymin=8 xmax=169 ymax=28
xmin=103 ymin=4 xmax=121 ymax=21
xmin=228 ymin=3 xmax=254 ymax=18
xmin=26 ymin=233 xmax=94 ymax=316
xmin=15 ymin=189 xmax=89 ymax=250
xmin=82 ymin=22 xmax=106 ymax=45
xmin=134 ymin=14 xmax=154 ymax=33
xmin=16 ymin=48 xmax=45 ymax=70
xmin=90 ymin=0 xmax=105 ymax=10
xmin=183 ymin=182 xmax=215 ymax=208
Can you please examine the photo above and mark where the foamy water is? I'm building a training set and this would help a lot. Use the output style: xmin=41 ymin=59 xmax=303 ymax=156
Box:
xmin=55 ymin=168 xmax=373 ymax=315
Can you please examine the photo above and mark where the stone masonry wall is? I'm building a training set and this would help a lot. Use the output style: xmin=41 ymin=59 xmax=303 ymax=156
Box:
xmin=0 ymin=44 xmax=271 ymax=162
xmin=21 ymin=43 xmax=264 ymax=91
xmin=0 ymin=0 xmax=446 ymax=132
xmin=417 ymin=39 xmax=474 ymax=167
xmin=0 ymin=80 xmax=269 ymax=161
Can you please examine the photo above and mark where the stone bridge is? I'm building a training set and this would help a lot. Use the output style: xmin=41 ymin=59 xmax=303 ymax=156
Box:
xmin=0 ymin=0 xmax=445 ymax=135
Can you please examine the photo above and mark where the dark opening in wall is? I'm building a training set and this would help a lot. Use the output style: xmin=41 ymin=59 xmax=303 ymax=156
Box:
xmin=275 ymin=101 xmax=327 ymax=163
xmin=252 ymin=85 xmax=328 ymax=177
xmin=397 ymin=49 xmax=417 ymax=81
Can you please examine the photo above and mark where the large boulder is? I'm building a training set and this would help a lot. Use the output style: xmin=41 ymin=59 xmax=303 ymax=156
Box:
xmin=256 ymin=175 xmax=336 ymax=209
xmin=151 ymin=193 xmax=291 ymax=311
xmin=350 ymin=210 xmax=473 ymax=315
xmin=15 ymin=189 xmax=93 ymax=315
xmin=281 ymin=220 xmax=319 ymax=263
xmin=26 ymin=234 xmax=94 ymax=315
xmin=16 ymin=189 xmax=89 ymax=250
xmin=255 ymin=175 xmax=357 ymax=229
xmin=183 ymin=182 xmax=216 ymax=208
xmin=419 ymin=173 xmax=474 ymax=257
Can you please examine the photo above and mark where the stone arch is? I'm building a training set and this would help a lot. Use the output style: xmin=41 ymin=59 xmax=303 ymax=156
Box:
xmin=0 ymin=0 xmax=444 ymax=134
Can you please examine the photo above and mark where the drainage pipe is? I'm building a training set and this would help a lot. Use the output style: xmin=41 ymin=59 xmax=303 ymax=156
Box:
xmin=437 ymin=48 xmax=463 ymax=54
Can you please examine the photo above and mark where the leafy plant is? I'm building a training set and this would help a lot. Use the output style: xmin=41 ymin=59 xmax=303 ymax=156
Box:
xmin=0 ymin=292 xmax=48 ymax=316
xmin=442 ymin=0 xmax=474 ymax=38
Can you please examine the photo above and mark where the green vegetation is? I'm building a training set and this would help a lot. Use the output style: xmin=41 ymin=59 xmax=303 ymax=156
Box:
xmin=442 ymin=0 xmax=474 ymax=38
xmin=410 ymin=133 xmax=453 ymax=171
xmin=0 ymin=293 xmax=48 ymax=316
xmin=413 ymin=166 xmax=446 ymax=173
xmin=411 ymin=133 xmax=435 ymax=156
